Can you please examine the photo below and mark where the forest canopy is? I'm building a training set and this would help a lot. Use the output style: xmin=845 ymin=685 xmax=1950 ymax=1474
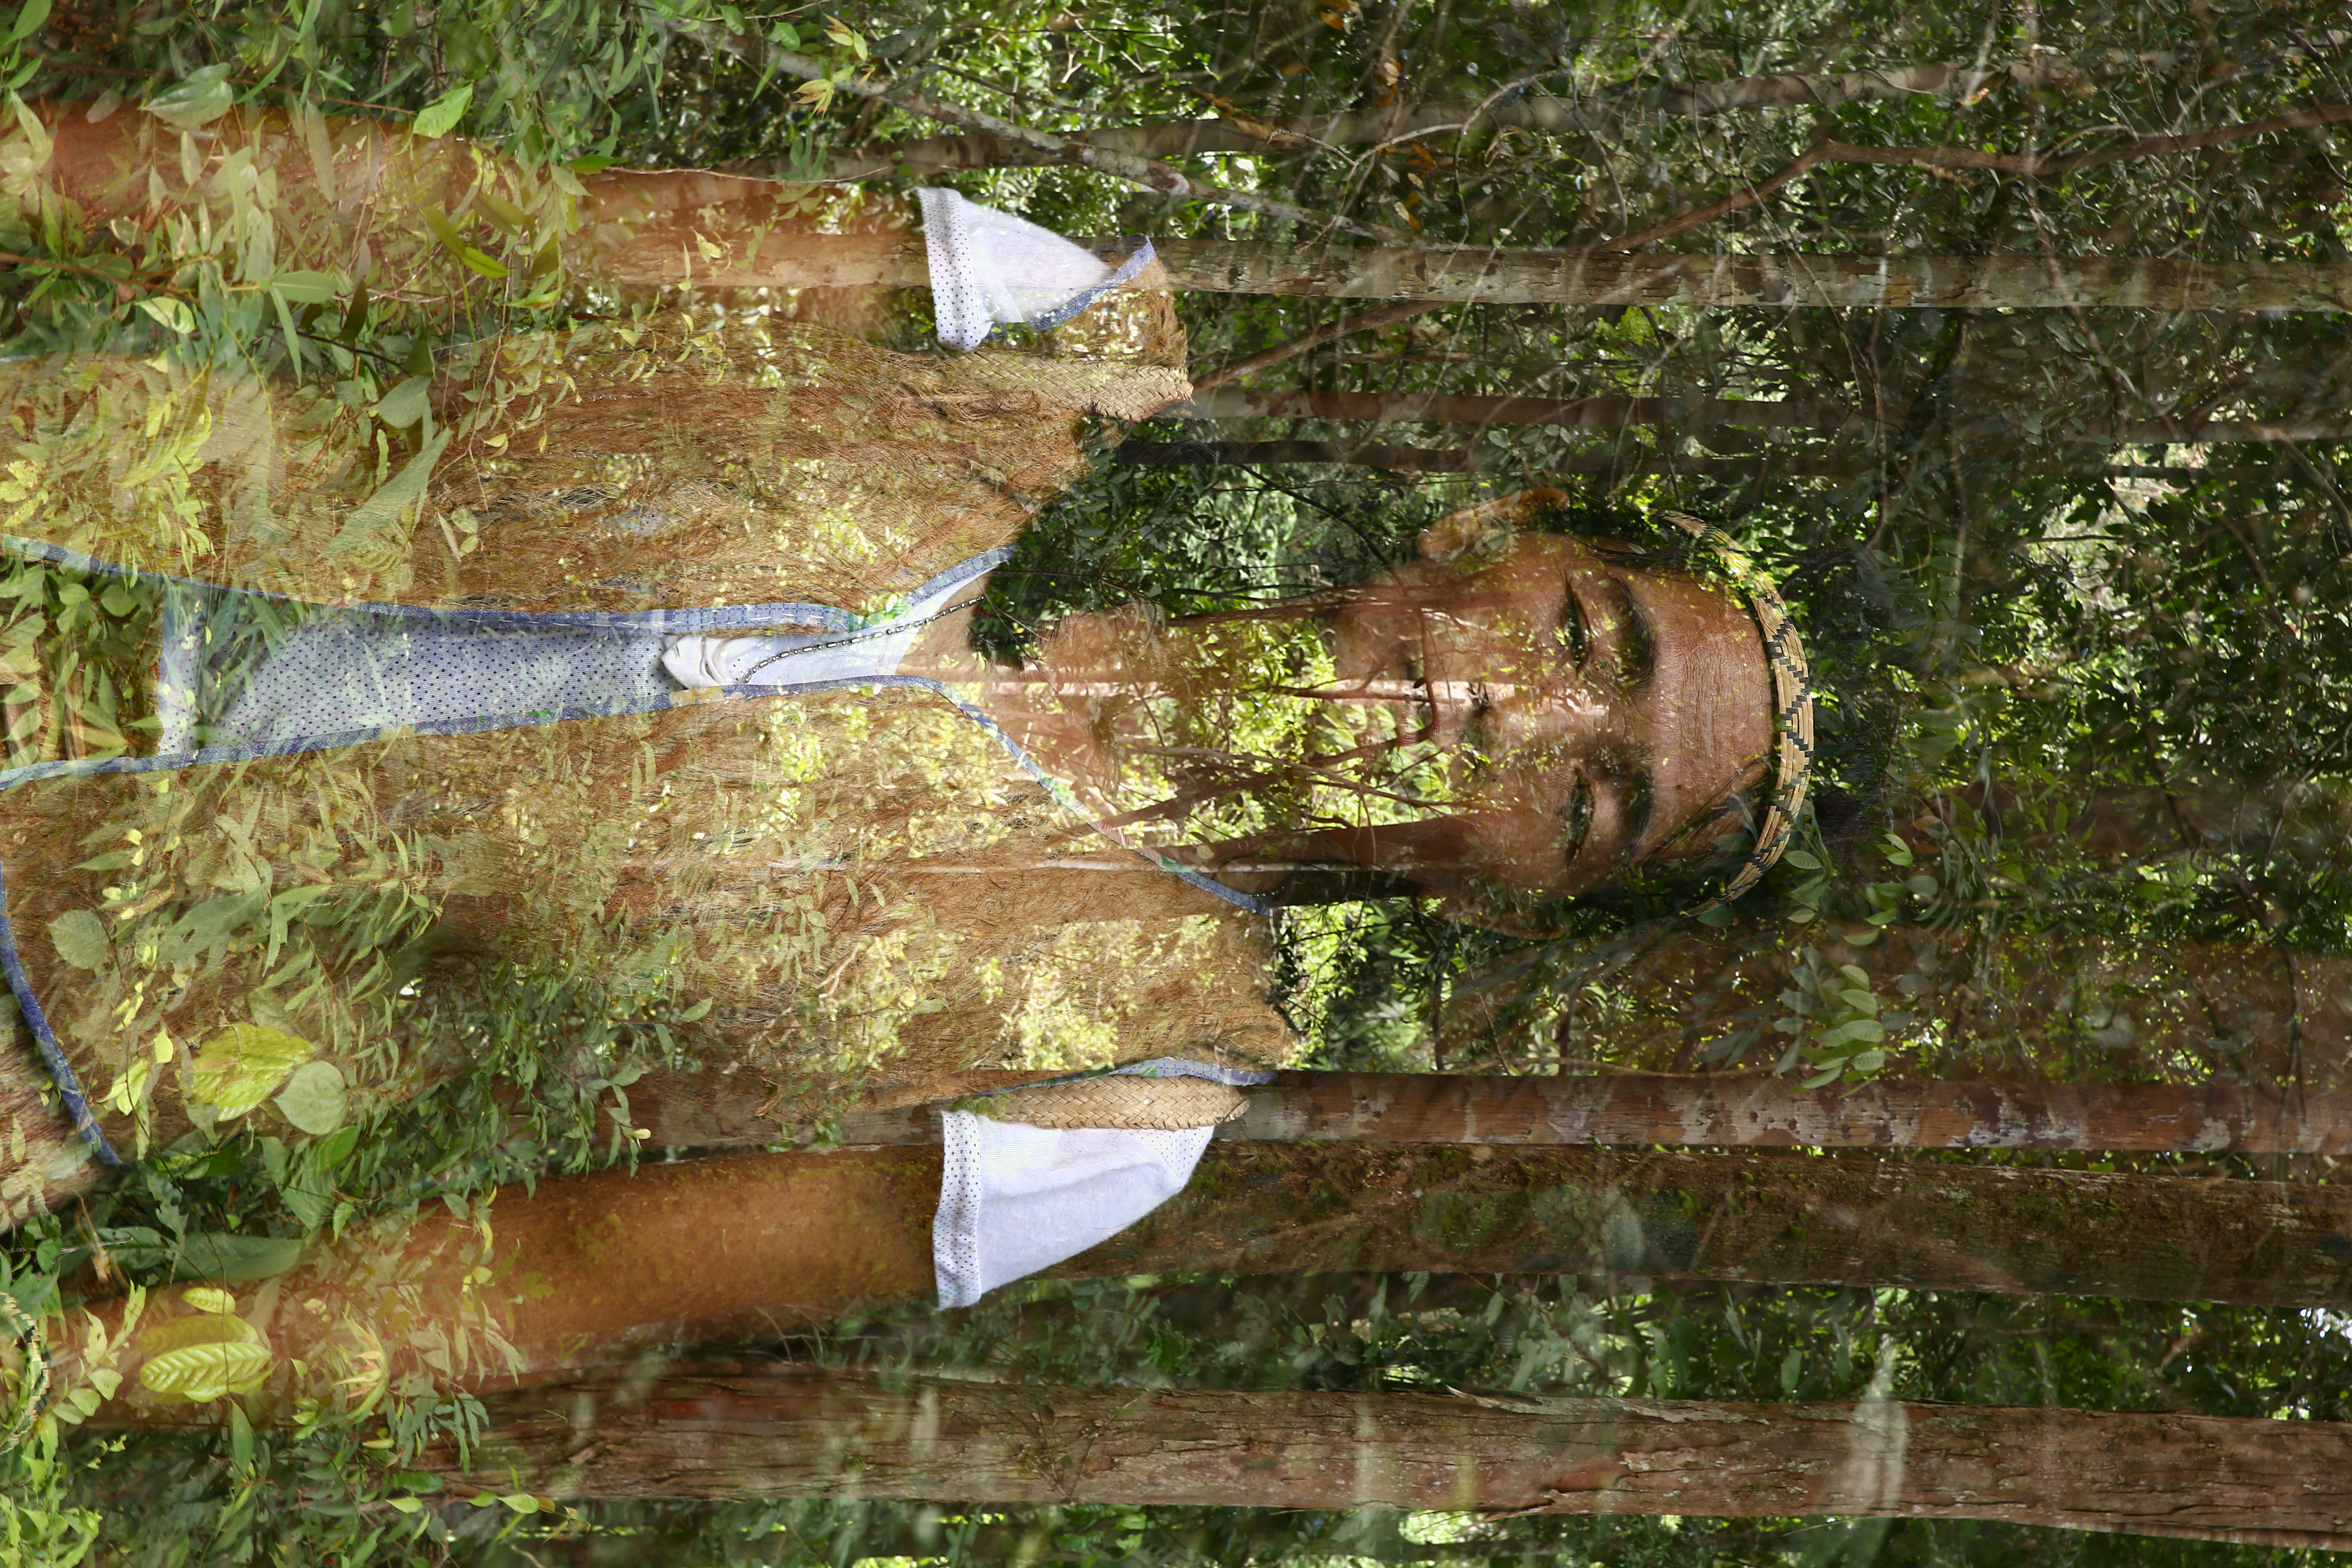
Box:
xmin=1 ymin=0 xmax=2351 ymax=1563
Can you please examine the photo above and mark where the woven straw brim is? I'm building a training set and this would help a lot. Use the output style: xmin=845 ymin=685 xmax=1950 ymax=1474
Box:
xmin=973 ymin=1075 xmax=1248 ymax=1130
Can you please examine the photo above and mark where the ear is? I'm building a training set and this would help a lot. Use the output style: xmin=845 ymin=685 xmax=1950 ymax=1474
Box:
xmin=1415 ymin=487 xmax=1574 ymax=563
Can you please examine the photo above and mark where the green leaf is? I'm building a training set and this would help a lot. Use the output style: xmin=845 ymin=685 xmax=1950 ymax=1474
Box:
xmin=273 ymin=1059 xmax=347 ymax=1135
xmin=175 ymin=891 xmax=265 ymax=957
xmin=270 ymin=270 xmax=341 ymax=305
xmin=474 ymin=188 xmax=529 ymax=235
xmin=173 ymin=1232 xmax=303 ymax=1283
xmin=453 ymin=245 xmax=508 ymax=279
xmin=189 ymin=1023 xmax=314 ymax=1117
xmin=3 ymin=0 xmax=53 ymax=47
xmin=568 ymin=154 xmax=617 ymax=175
xmin=274 ymin=284 xmax=305 ymax=377
xmin=179 ymin=1286 xmax=236 ymax=1315
xmin=1904 ymin=875 xmax=1940 ymax=897
xmin=1849 ymin=1049 xmax=1887 ymax=1074
xmin=142 ymin=64 xmax=235 ymax=130
xmin=136 ymin=295 xmax=195 ymax=334
xmin=137 ymin=1338 xmax=273 ymax=1402
xmin=312 ymin=1122 xmax=360 ymax=1171
xmin=48 ymin=909 xmax=110 ymax=971
xmin=229 ymin=1399 xmax=254 ymax=1468
xmin=411 ymin=83 xmax=472 ymax=139
xmin=372 ymin=375 xmax=432 ymax=429
xmin=420 ymin=206 xmax=509 ymax=277
xmin=1780 ymin=848 xmax=1821 ymax=870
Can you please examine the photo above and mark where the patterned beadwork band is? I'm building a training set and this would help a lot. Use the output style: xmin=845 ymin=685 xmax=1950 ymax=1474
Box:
xmin=1660 ymin=512 xmax=1817 ymax=913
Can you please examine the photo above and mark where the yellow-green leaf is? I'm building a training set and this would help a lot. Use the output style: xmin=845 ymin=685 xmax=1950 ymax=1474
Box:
xmin=412 ymin=83 xmax=472 ymax=139
xmin=138 ymin=1338 xmax=273 ymax=1402
xmin=179 ymin=1286 xmax=236 ymax=1315
xmin=136 ymin=1311 xmax=261 ymax=1359
xmin=135 ymin=296 xmax=195 ymax=334
xmin=189 ymin=1024 xmax=314 ymax=1118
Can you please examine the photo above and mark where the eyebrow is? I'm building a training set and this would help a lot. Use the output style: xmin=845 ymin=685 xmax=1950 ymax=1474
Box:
xmin=1615 ymin=758 xmax=1657 ymax=851
xmin=1615 ymin=581 xmax=1658 ymax=692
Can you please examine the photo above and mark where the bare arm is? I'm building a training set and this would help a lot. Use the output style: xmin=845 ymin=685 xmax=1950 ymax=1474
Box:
xmin=20 ymin=99 xmax=920 ymax=303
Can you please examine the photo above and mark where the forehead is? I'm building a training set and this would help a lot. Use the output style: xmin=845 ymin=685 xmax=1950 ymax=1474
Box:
xmin=1377 ymin=539 xmax=1712 ymax=642
xmin=1406 ymin=530 xmax=1651 ymax=590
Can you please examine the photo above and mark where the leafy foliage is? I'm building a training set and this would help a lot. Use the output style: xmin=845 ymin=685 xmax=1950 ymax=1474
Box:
xmin=3 ymin=0 xmax=2352 ymax=1560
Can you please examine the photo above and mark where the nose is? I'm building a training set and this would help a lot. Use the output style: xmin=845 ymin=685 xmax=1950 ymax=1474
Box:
xmin=1416 ymin=607 xmax=1619 ymax=758
xmin=1439 ymin=676 xmax=1618 ymax=758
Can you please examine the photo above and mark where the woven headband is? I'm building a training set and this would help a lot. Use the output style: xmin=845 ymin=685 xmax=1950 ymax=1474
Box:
xmin=1660 ymin=512 xmax=1817 ymax=913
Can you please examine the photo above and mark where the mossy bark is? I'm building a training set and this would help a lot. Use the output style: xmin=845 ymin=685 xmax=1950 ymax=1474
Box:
xmin=434 ymin=1365 xmax=2352 ymax=1547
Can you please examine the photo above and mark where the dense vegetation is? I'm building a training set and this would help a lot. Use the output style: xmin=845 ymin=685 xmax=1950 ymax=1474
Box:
xmin=3 ymin=0 xmax=2351 ymax=1561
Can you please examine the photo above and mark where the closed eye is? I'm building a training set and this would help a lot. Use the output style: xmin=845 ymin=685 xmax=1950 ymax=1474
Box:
xmin=1559 ymin=772 xmax=1595 ymax=864
xmin=1558 ymin=584 xmax=1590 ymax=666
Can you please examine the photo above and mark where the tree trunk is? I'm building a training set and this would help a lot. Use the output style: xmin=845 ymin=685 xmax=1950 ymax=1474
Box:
xmin=1146 ymin=242 xmax=2352 ymax=310
xmin=1113 ymin=437 xmax=1473 ymax=471
xmin=1179 ymin=386 xmax=2352 ymax=444
xmin=55 ymin=1140 xmax=2352 ymax=1416
xmin=431 ymin=1365 xmax=2352 ymax=1548
xmin=661 ymin=234 xmax=2352 ymax=312
xmin=1110 ymin=438 xmax=1855 ymax=478
xmin=1181 ymin=386 xmax=1865 ymax=430
xmin=625 ymin=1069 xmax=2352 ymax=1158
xmin=1074 ymin=1144 xmax=2352 ymax=1309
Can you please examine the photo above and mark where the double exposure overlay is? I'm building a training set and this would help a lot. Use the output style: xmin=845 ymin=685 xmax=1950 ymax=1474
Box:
xmin=2 ymin=2 xmax=2351 ymax=1563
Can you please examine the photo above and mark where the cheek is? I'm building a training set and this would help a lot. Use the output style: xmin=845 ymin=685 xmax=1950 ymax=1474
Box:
xmin=1450 ymin=783 xmax=1574 ymax=894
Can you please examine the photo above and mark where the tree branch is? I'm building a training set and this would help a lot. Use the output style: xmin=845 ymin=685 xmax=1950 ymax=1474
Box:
xmin=1188 ymin=299 xmax=1441 ymax=393
xmin=1821 ymin=102 xmax=2352 ymax=177
xmin=724 ymin=61 xmax=2080 ymax=180
xmin=1597 ymin=140 xmax=1828 ymax=251
xmin=668 ymin=18 xmax=1422 ymax=245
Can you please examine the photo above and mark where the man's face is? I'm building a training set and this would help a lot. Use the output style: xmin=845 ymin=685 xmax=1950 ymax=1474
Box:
xmin=1314 ymin=532 xmax=1776 ymax=897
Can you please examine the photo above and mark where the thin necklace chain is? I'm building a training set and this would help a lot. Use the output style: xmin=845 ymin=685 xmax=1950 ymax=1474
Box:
xmin=734 ymin=590 xmax=990 ymax=684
